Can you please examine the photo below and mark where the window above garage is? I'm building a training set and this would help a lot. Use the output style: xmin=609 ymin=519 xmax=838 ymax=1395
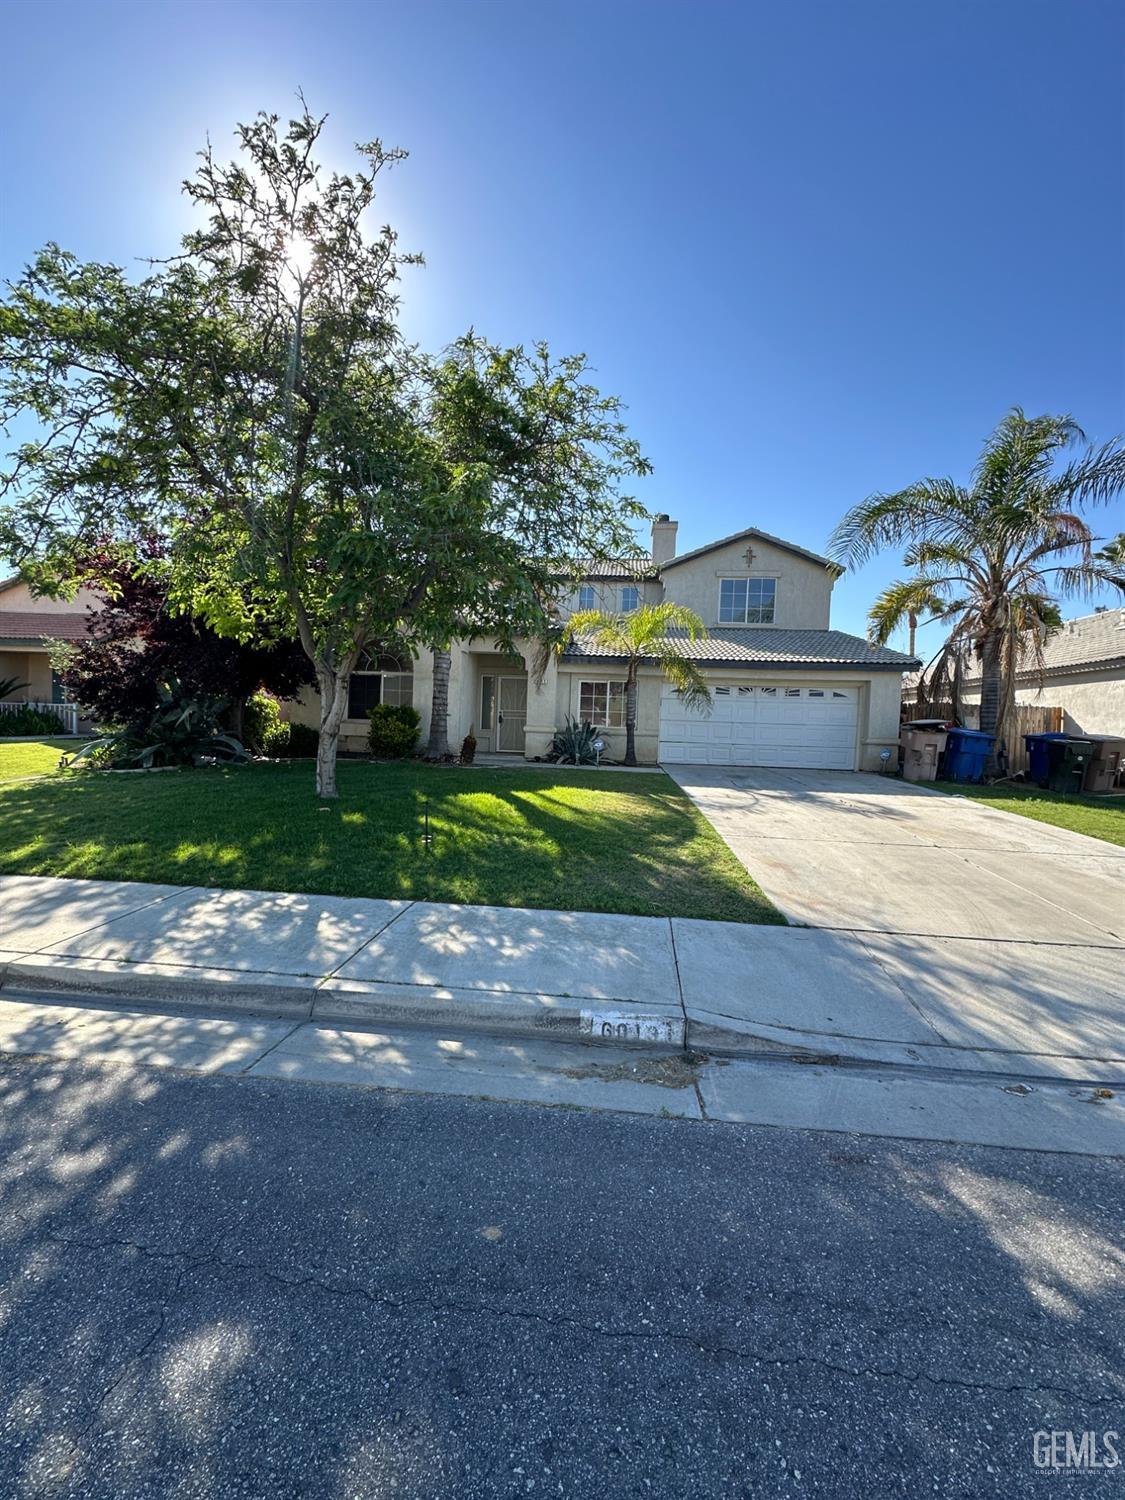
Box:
xmin=718 ymin=577 xmax=776 ymax=624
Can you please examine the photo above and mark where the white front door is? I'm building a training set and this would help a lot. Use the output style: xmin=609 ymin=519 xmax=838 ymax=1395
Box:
xmin=658 ymin=683 xmax=859 ymax=769
xmin=496 ymin=675 xmax=528 ymax=753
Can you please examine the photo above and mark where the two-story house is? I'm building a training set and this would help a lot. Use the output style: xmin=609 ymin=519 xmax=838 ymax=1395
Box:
xmin=293 ymin=516 xmax=919 ymax=771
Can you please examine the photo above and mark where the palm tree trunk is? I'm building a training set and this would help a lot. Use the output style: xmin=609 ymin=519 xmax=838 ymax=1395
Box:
xmin=978 ymin=631 xmax=1003 ymax=737
xmin=907 ymin=611 xmax=917 ymax=659
xmin=426 ymin=647 xmax=451 ymax=759
xmin=623 ymin=665 xmax=638 ymax=766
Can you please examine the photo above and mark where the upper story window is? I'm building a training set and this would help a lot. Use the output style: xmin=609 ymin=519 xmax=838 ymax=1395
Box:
xmin=348 ymin=651 xmax=413 ymax=719
xmin=620 ymin=584 xmax=640 ymax=613
xmin=719 ymin=577 xmax=776 ymax=625
xmin=577 ymin=585 xmax=597 ymax=611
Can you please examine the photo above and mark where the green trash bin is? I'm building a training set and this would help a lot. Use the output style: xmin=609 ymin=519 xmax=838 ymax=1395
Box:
xmin=1044 ymin=738 xmax=1094 ymax=794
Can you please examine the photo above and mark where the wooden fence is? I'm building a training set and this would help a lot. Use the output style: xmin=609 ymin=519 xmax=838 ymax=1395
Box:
xmin=902 ymin=700 xmax=1063 ymax=777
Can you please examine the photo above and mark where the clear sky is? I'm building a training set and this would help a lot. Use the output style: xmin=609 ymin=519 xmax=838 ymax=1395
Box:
xmin=2 ymin=0 xmax=1123 ymax=655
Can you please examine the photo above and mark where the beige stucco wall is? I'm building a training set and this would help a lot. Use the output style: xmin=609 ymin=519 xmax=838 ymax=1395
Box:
xmin=656 ymin=537 xmax=835 ymax=629
xmin=0 ymin=581 xmax=102 ymax=614
xmin=961 ymin=669 xmax=1125 ymax=738
xmin=0 ymin=647 xmax=53 ymax=701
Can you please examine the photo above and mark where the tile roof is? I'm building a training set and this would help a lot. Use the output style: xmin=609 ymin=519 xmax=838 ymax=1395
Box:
xmin=1028 ymin=610 xmax=1125 ymax=675
xmin=0 ymin=611 xmax=92 ymax=643
xmin=564 ymin=628 xmax=919 ymax=671
xmin=570 ymin=558 xmax=658 ymax=581
xmin=658 ymin=526 xmax=844 ymax=577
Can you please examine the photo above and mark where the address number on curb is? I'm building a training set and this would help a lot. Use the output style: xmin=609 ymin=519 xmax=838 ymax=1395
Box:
xmin=579 ymin=1010 xmax=683 ymax=1045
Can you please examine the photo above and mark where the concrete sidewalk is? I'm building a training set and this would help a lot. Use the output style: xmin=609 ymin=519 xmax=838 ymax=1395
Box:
xmin=1 ymin=875 xmax=1123 ymax=1081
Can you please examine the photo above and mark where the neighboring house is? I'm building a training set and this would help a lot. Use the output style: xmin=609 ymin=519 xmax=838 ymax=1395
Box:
xmin=292 ymin=516 xmax=919 ymax=770
xmin=955 ymin=609 xmax=1125 ymax=737
xmin=0 ymin=576 xmax=98 ymax=731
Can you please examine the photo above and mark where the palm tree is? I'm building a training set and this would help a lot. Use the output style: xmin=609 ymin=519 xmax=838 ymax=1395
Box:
xmin=831 ymin=409 xmax=1125 ymax=746
xmin=565 ymin=602 xmax=711 ymax=765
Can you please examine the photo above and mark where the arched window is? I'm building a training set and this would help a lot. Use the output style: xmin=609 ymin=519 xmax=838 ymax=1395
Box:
xmin=347 ymin=651 xmax=414 ymax=719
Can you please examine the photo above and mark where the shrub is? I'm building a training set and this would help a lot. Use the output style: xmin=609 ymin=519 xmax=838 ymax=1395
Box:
xmin=66 ymin=678 xmax=249 ymax=769
xmin=243 ymin=691 xmax=291 ymax=757
xmin=0 ymin=705 xmax=67 ymax=737
xmin=284 ymin=722 xmax=319 ymax=758
xmin=367 ymin=703 xmax=420 ymax=759
xmin=550 ymin=716 xmax=600 ymax=765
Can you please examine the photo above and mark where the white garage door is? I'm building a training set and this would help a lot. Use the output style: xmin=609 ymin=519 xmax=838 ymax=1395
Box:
xmin=658 ymin=682 xmax=858 ymax=769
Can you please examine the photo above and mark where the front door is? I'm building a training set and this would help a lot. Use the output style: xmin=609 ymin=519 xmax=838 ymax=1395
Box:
xmin=496 ymin=675 xmax=528 ymax=753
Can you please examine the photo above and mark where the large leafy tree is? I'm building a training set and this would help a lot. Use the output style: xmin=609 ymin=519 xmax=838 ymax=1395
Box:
xmin=53 ymin=540 xmax=312 ymax=735
xmin=564 ymin=602 xmax=711 ymax=766
xmin=830 ymin=410 xmax=1125 ymax=741
xmin=0 ymin=104 xmax=648 ymax=796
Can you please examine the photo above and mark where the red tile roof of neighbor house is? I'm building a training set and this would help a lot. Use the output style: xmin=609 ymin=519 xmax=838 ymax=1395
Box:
xmin=0 ymin=611 xmax=93 ymax=643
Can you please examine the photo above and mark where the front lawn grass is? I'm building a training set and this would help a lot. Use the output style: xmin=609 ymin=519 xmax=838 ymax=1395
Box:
xmin=932 ymin=780 xmax=1125 ymax=848
xmin=0 ymin=759 xmax=783 ymax=923
xmin=0 ymin=738 xmax=85 ymax=783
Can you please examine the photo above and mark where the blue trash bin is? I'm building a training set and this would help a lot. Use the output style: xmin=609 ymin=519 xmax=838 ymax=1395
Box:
xmin=1024 ymin=731 xmax=1068 ymax=788
xmin=944 ymin=727 xmax=996 ymax=783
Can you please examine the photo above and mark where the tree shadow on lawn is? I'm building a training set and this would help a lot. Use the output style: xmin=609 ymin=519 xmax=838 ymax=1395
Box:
xmin=0 ymin=1045 xmax=1120 ymax=1497
xmin=0 ymin=764 xmax=780 ymax=923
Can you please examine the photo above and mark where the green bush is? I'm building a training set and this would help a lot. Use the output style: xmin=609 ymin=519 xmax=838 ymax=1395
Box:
xmin=66 ymin=678 xmax=248 ymax=769
xmin=367 ymin=703 xmax=420 ymax=759
xmin=243 ymin=691 xmax=291 ymax=757
xmin=0 ymin=705 xmax=67 ymax=737
xmin=285 ymin=722 xmax=319 ymax=758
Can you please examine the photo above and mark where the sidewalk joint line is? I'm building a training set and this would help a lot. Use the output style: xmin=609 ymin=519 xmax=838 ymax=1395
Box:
xmin=666 ymin=918 xmax=689 ymax=1053
xmin=317 ymin=900 xmax=418 ymax=984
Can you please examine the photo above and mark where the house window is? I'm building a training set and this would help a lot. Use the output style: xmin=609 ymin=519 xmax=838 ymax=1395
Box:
xmin=718 ymin=577 xmax=776 ymax=624
xmin=347 ymin=651 xmax=413 ymax=719
xmin=579 ymin=679 xmax=626 ymax=727
xmin=620 ymin=584 xmax=640 ymax=613
xmin=577 ymin=585 xmax=597 ymax=611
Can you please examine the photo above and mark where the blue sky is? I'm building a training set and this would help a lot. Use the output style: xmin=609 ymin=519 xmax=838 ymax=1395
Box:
xmin=2 ymin=0 xmax=1123 ymax=654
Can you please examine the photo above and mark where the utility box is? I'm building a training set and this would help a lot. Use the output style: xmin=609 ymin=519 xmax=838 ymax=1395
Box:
xmin=1083 ymin=737 xmax=1125 ymax=794
xmin=900 ymin=725 xmax=948 ymax=782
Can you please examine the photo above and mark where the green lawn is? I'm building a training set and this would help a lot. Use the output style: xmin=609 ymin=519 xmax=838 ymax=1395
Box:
xmin=0 ymin=759 xmax=783 ymax=923
xmin=933 ymin=780 xmax=1125 ymax=848
xmin=0 ymin=738 xmax=85 ymax=783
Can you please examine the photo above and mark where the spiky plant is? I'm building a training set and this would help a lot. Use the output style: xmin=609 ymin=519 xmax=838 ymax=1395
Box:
xmin=831 ymin=409 xmax=1125 ymax=748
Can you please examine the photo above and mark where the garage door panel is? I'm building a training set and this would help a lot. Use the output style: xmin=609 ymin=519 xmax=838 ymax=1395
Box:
xmin=659 ymin=683 xmax=857 ymax=770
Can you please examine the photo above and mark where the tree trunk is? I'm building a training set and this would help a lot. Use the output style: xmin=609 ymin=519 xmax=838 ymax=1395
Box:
xmin=426 ymin=647 xmax=451 ymax=759
xmin=907 ymin=612 xmax=917 ymax=660
xmin=623 ymin=668 xmax=638 ymax=766
xmin=978 ymin=631 xmax=1003 ymax=737
xmin=316 ymin=667 xmax=350 ymax=799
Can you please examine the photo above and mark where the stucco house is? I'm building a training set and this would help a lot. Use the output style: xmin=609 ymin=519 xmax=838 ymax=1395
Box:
xmin=956 ymin=608 xmax=1125 ymax=737
xmin=0 ymin=575 xmax=98 ymax=733
xmin=292 ymin=516 xmax=919 ymax=771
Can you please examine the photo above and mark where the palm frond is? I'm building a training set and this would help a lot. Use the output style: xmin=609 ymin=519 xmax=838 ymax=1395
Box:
xmin=658 ymin=652 xmax=711 ymax=710
xmin=829 ymin=479 xmax=970 ymax=569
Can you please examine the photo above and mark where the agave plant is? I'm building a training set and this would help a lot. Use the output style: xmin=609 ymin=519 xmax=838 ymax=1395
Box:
xmin=550 ymin=716 xmax=602 ymax=766
xmin=0 ymin=675 xmax=29 ymax=701
xmin=65 ymin=677 xmax=249 ymax=770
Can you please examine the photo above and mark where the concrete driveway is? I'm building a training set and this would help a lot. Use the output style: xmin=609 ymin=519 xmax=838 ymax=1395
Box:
xmin=667 ymin=765 xmax=1125 ymax=944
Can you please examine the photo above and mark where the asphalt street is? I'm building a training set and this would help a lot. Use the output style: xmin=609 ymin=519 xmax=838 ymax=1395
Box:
xmin=0 ymin=1056 xmax=1122 ymax=1499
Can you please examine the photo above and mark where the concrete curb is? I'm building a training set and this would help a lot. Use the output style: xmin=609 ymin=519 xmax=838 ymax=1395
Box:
xmin=0 ymin=955 xmax=687 ymax=1051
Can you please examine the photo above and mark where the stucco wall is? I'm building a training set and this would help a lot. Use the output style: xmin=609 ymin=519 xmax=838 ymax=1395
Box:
xmin=657 ymin=538 xmax=835 ymax=630
xmin=0 ymin=581 xmax=102 ymax=614
xmin=0 ymin=647 xmax=52 ymax=701
xmin=961 ymin=669 xmax=1125 ymax=737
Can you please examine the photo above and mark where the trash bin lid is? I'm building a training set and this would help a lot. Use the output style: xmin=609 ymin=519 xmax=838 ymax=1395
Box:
xmin=945 ymin=728 xmax=994 ymax=743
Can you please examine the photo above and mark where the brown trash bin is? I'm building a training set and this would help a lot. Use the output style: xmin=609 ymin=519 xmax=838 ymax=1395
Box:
xmin=1083 ymin=737 xmax=1125 ymax=793
xmin=900 ymin=725 xmax=948 ymax=782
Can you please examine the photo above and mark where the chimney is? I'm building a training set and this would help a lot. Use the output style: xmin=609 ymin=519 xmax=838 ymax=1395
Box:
xmin=650 ymin=514 xmax=678 ymax=564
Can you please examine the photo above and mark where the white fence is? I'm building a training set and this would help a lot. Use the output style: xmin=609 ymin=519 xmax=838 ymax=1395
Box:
xmin=0 ymin=700 xmax=80 ymax=735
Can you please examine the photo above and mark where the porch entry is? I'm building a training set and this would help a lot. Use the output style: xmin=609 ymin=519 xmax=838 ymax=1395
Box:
xmin=480 ymin=672 xmax=527 ymax=753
